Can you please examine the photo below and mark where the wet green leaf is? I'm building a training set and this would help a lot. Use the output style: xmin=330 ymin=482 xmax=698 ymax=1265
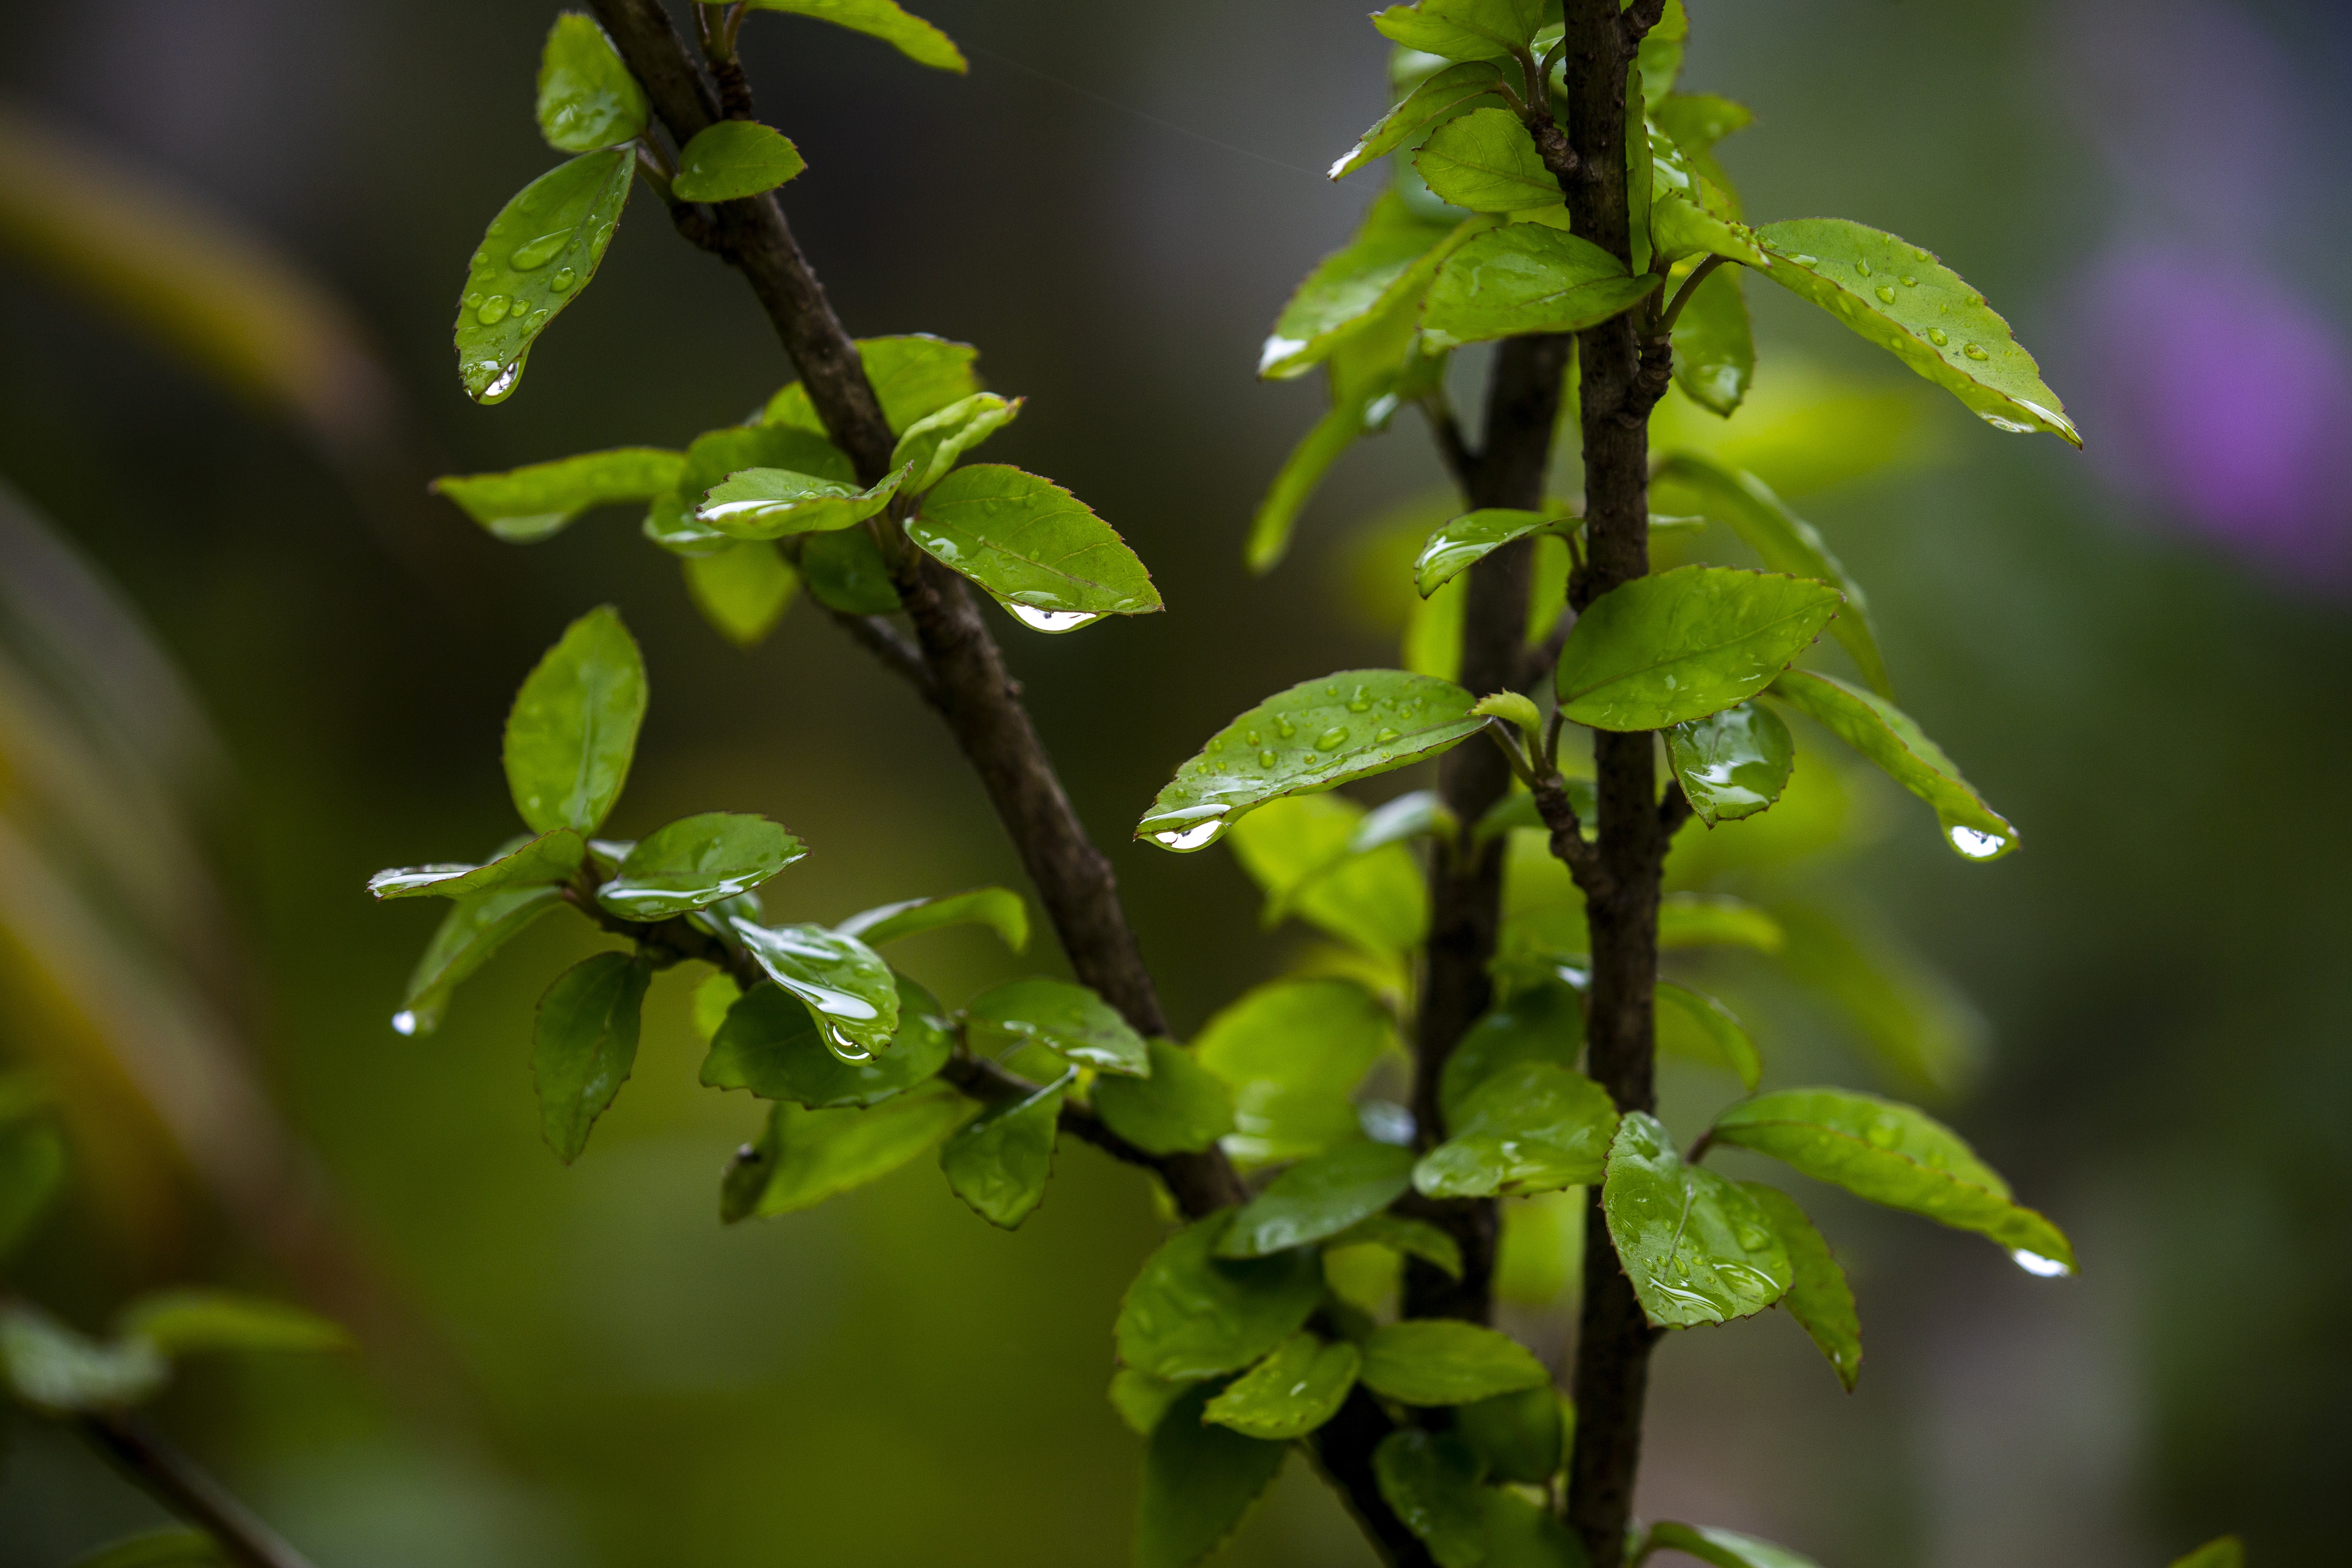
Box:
xmin=670 ymin=120 xmax=805 ymax=202
xmin=1670 ymin=261 xmax=1754 ymax=416
xmin=1416 ymin=109 xmax=1557 ymax=213
xmin=454 ymin=149 xmax=631 ymax=403
xmin=1260 ymin=193 xmax=1482 ymax=380
xmin=536 ymin=14 xmax=647 ymax=152
xmin=799 ymin=527 xmax=903 ymax=613
xmin=1371 ymin=0 xmax=1542 ymax=61
xmin=1094 ymin=1040 xmax=1236 ymax=1156
xmin=432 ymin=447 xmax=682 ymax=543
xmin=1454 ymin=1384 xmax=1564 ymax=1487
xmin=1709 ymin=1088 xmax=2074 ymax=1273
xmin=1360 ymin=1319 xmax=1548 ymax=1405
xmin=1768 ymin=670 xmax=2015 ymax=860
xmin=1201 ymin=1330 xmax=1361 ymax=1440
xmin=1330 ymin=61 xmax=1508 ymax=180
xmin=1651 ymin=191 xmax=1766 ymax=270
xmin=396 ymin=883 xmax=566 ymax=1037
xmin=1741 ymin=1183 xmax=1861 ymax=1392
xmin=767 ymin=334 xmax=980 ymax=436
xmin=67 ymin=1528 xmax=225 ymax=1568
xmin=1194 ymin=979 xmax=1393 ymax=1166
xmin=966 ymin=977 xmax=1149 ymax=1076
xmin=1439 ymin=979 xmax=1585 ymax=1127
xmin=1373 ymin=1429 xmax=1487 ymax=1568
xmin=1136 ymin=1379 xmax=1289 ymax=1568
xmin=1554 ymin=566 xmax=1841 ymax=731
xmin=1653 ymin=456 xmax=1889 ymax=695
xmin=367 ymin=828 xmax=584 ymax=901
xmin=703 ymin=976 xmax=952 ymax=1108
xmin=116 ymin=1290 xmax=348 ymax=1357
xmin=1641 ymin=1523 xmax=1823 ymax=1568
xmin=892 ymin=392 xmax=1022 ymax=494
xmin=1603 ymin=1111 xmax=1791 ymax=1328
xmin=696 ymin=464 xmax=906 ymax=540
xmin=1655 ymin=982 xmax=1760 ymax=1090
xmin=940 ymin=1075 xmax=1064 ymax=1228
xmin=0 ymin=1304 xmax=166 ymax=1412
xmin=1753 ymin=219 xmax=2078 ymax=444
xmin=732 ymin=922 xmax=901 ymax=1058
xmin=720 ymin=1083 xmax=973 ymax=1221
xmin=1664 ymin=702 xmax=1793 ymax=827
xmin=1414 ymin=1061 xmax=1617 ymax=1199
xmin=736 ymin=0 xmax=966 ymax=73
xmin=0 ymin=1118 xmax=65 ymax=1263
xmin=533 ymin=951 xmax=649 ymax=1162
xmin=1324 ymin=1212 xmax=1462 ymax=1278
xmin=684 ymin=541 xmax=796 ymax=648
xmin=594 ymin=813 xmax=803 ymax=921
xmin=504 ymin=605 xmax=646 ymax=836
xmin=1414 ymin=506 xmax=1569 ymax=596
xmin=2167 ymin=1538 xmax=2245 ymax=1568
xmin=1138 ymin=670 xmax=1483 ymax=851
xmin=1659 ymin=892 xmax=1783 ymax=953
xmin=1218 ymin=1140 xmax=1417 ymax=1258
xmin=1422 ymin=223 xmax=1657 ymax=350
xmin=1117 ymin=1213 xmax=1325 ymax=1380
xmin=1110 ymin=1367 xmax=1189 ymax=1436
xmin=835 ymin=886 xmax=1028 ymax=951
xmin=906 ymin=464 xmax=1160 ymax=630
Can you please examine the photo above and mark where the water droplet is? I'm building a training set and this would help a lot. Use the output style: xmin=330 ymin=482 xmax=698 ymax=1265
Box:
xmin=1875 ymin=285 xmax=1897 ymax=304
xmin=508 ymin=228 xmax=574 ymax=270
xmin=1325 ymin=683 xmax=1340 ymax=697
xmin=1245 ymin=730 xmax=1261 ymax=746
xmin=549 ymin=266 xmax=578 ymax=294
xmin=1947 ymin=824 xmax=2006 ymax=858
xmin=1736 ymin=1225 xmax=1772 ymax=1251
xmin=484 ymin=363 xmax=520 ymax=399
xmin=2010 ymin=1249 xmax=2071 ymax=1278
xmin=1963 ymin=342 xmax=1990 ymax=361
xmin=1900 ymin=275 xmax=1918 ymax=287
xmin=1790 ymin=254 xmax=1819 ymax=267
xmin=1274 ymin=715 xmax=1296 ymax=739
xmin=1315 ymin=726 xmax=1349 ymax=750
xmin=821 ymin=1021 xmax=872 ymax=1062
xmin=1375 ymin=728 xmax=1400 ymax=744
xmin=1151 ymin=819 xmax=1226 ymax=851
xmin=1258 ymin=750 xmax=1277 ymax=767
xmin=529 ymin=310 xmax=549 ymax=327
xmin=1854 ymin=258 xmax=1872 ymax=276
xmin=1864 ymin=1121 xmax=1901 ymax=1149
xmin=1007 ymin=603 xmax=1101 ymax=633
xmin=1206 ymin=737 xmax=1224 ymax=752
xmin=1912 ymin=246 xmax=1931 ymax=261
xmin=1346 ymin=685 xmax=1372 ymax=713
xmin=1928 ymin=328 xmax=1950 ymax=347
xmin=476 ymin=294 xmax=510 ymax=324
xmin=390 ymin=1010 xmax=418 ymax=1036
xmin=464 ymin=292 xmax=484 ymax=308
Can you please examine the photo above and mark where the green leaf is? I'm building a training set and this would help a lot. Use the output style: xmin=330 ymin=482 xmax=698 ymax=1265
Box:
xmin=1094 ymin=1040 xmax=1237 ymax=1156
xmin=767 ymin=334 xmax=981 ymax=436
xmin=1423 ymin=223 xmax=1659 ymax=350
xmin=368 ymin=829 xmax=586 ymax=901
xmin=691 ymin=973 xmax=740 ymax=1042
xmin=1652 ymin=456 xmax=1889 ymax=695
xmin=116 ymin=1290 xmax=348 ymax=1356
xmin=800 ymin=527 xmax=903 ymax=613
xmin=1116 ymin=1213 xmax=1325 ymax=1380
xmin=1659 ymin=892 xmax=1783 ymax=953
xmin=455 ymin=149 xmax=631 ymax=404
xmin=1371 ymin=0 xmax=1542 ymax=61
xmin=593 ymin=813 xmax=803 ymax=920
xmin=906 ymin=464 xmax=1161 ymax=631
xmin=1260 ymin=193 xmax=1482 ymax=380
xmin=1708 ymin=1088 xmax=2074 ymax=1273
xmin=703 ymin=975 xmax=952 ymax=1107
xmin=1626 ymin=68 xmax=1652 ymax=273
xmin=1136 ymin=1379 xmax=1289 ymax=1568
xmin=504 ymin=605 xmax=647 ymax=836
xmin=1640 ymin=1523 xmax=1823 ymax=1568
xmin=1350 ymin=789 xmax=1456 ymax=854
xmin=67 ymin=1529 xmax=226 ymax=1568
xmin=1655 ymin=982 xmax=1760 ymax=1090
xmin=1194 ymin=979 xmax=1393 ymax=1166
xmin=720 ymin=1082 xmax=973 ymax=1220
xmin=731 ymin=921 xmax=901 ymax=1059
xmin=1373 ymin=1429 xmax=1488 ymax=1568
xmin=1663 ymin=702 xmax=1793 ymax=827
xmin=2167 ymin=1539 xmax=2246 ymax=1568
xmin=1360 ymin=1319 xmax=1548 ymax=1406
xmin=1439 ymin=979 xmax=1585 ymax=1127
xmin=1330 ymin=61 xmax=1509 ymax=180
xmin=736 ymin=0 xmax=966 ymax=74
xmin=1201 ymin=1331 xmax=1361 ymax=1441
xmin=1226 ymin=794 xmax=1429 ymax=956
xmin=650 ymin=423 xmax=850 ymax=557
xmin=395 ymin=883 xmax=566 ymax=1037
xmin=1768 ymin=669 xmax=2015 ymax=860
xmin=1110 ymin=1367 xmax=1189 ymax=1436
xmin=1414 ymin=507 xmax=1570 ymax=596
xmin=835 ymin=886 xmax=1029 ymax=951
xmin=1670 ymin=262 xmax=1754 ymax=416
xmin=966 ymin=977 xmax=1149 ymax=1076
xmin=0 ymin=1304 xmax=166 ymax=1412
xmin=1217 ymin=1140 xmax=1416 ymax=1258
xmin=1415 ymin=109 xmax=1558 ymax=213
xmin=670 ymin=120 xmax=806 ymax=202
xmin=1753 ymin=219 xmax=2078 ymax=444
xmin=0 ymin=1118 xmax=65 ymax=1263
xmin=1741 ymin=1183 xmax=1861 ymax=1392
xmin=1481 ymin=1487 xmax=1587 ymax=1568
xmin=940 ymin=1075 xmax=1064 ymax=1228
xmin=891 ymin=392 xmax=1022 ymax=494
xmin=432 ymin=447 xmax=682 ymax=544
xmin=1454 ymin=1384 xmax=1564 ymax=1487
xmin=1138 ymin=670 xmax=1484 ymax=851
xmin=1414 ymin=1061 xmax=1617 ymax=1199
xmin=696 ymin=464 xmax=906 ymax=540
xmin=1246 ymin=396 xmax=1367 ymax=575
xmin=1603 ymin=1111 xmax=1791 ymax=1328
xmin=684 ymin=541 xmax=796 ymax=648
xmin=1650 ymin=185 xmax=1767 ymax=269
xmin=1553 ymin=566 xmax=1841 ymax=731
xmin=1324 ymin=1212 xmax=1462 ymax=1278
xmin=533 ymin=952 xmax=650 ymax=1162
xmin=536 ymin=14 xmax=648 ymax=152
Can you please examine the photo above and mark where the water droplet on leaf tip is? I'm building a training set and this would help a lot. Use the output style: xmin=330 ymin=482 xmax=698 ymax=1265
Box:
xmin=1875 ymin=285 xmax=1897 ymax=304
xmin=390 ymin=1010 xmax=417 ymax=1036
xmin=1152 ymin=819 xmax=1224 ymax=851
xmin=2011 ymin=1250 xmax=2070 ymax=1278
xmin=1315 ymin=726 xmax=1349 ymax=750
xmin=1963 ymin=342 xmax=1990 ymax=360
xmin=1947 ymin=824 xmax=2005 ymax=857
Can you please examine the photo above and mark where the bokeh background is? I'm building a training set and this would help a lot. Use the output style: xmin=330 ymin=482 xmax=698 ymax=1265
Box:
xmin=1 ymin=0 xmax=2347 ymax=1564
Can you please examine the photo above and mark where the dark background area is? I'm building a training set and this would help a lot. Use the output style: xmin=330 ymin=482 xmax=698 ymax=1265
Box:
xmin=0 ymin=1 xmax=2346 ymax=1564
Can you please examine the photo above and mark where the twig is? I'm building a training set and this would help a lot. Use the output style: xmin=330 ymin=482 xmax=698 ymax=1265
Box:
xmin=77 ymin=1412 xmax=318 ymax=1568
xmin=1657 ymin=255 xmax=1727 ymax=335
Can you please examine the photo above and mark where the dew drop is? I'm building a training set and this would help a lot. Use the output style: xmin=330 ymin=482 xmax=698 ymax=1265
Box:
xmin=484 ymin=363 xmax=520 ymax=399
xmin=1375 ymin=728 xmax=1400 ymax=744
xmin=1259 ymin=750 xmax=1277 ymax=767
xmin=507 ymin=228 xmax=574 ymax=270
xmin=390 ymin=1010 xmax=418 ymax=1037
xmin=1206 ymin=737 xmax=1224 ymax=753
xmin=529 ymin=310 xmax=549 ymax=328
xmin=1346 ymin=685 xmax=1372 ymax=713
xmin=1947 ymin=824 xmax=2006 ymax=858
xmin=1736 ymin=1225 xmax=1772 ymax=1251
xmin=1962 ymin=342 xmax=1990 ymax=361
xmin=476 ymin=294 xmax=511 ymax=324
xmin=1790 ymin=254 xmax=1819 ymax=267
xmin=1928 ymin=328 xmax=1950 ymax=347
xmin=1325 ymin=683 xmax=1340 ymax=697
xmin=1245 ymin=730 xmax=1261 ymax=746
xmin=464 ymin=291 xmax=484 ymax=308
xmin=1152 ymin=819 xmax=1225 ymax=851
xmin=1274 ymin=715 xmax=1296 ymax=739
xmin=1864 ymin=1121 xmax=1901 ymax=1149
xmin=1854 ymin=258 xmax=1872 ymax=276
xmin=1900 ymin=275 xmax=1918 ymax=287
xmin=1875 ymin=285 xmax=1898 ymax=304
xmin=549 ymin=266 xmax=579 ymax=294
xmin=1315 ymin=726 xmax=1350 ymax=750
xmin=1007 ymin=603 xmax=1101 ymax=633
xmin=1912 ymin=246 xmax=1932 ymax=261
xmin=2011 ymin=1249 xmax=2071 ymax=1278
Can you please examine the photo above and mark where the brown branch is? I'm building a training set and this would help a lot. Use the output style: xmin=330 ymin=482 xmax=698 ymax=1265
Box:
xmin=78 ymin=1412 xmax=318 ymax=1568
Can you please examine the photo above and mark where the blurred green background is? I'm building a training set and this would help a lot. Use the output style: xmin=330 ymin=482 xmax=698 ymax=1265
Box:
xmin=0 ymin=0 xmax=2346 ymax=1564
